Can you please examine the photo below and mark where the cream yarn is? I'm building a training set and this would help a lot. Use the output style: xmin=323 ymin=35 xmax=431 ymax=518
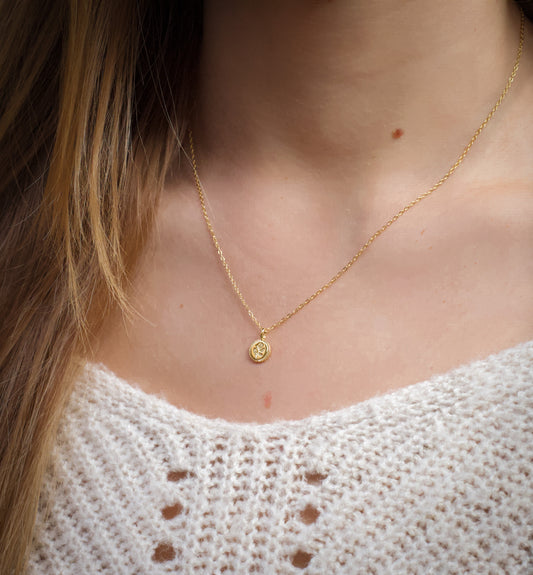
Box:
xmin=29 ymin=340 xmax=533 ymax=574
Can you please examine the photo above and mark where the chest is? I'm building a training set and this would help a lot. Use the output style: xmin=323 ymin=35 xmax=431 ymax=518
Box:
xmin=90 ymin=184 xmax=533 ymax=422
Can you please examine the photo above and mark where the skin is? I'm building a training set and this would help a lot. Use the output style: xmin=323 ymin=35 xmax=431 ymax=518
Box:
xmin=91 ymin=0 xmax=533 ymax=423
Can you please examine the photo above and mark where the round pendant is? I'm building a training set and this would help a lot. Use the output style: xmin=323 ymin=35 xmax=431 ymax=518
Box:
xmin=249 ymin=338 xmax=271 ymax=363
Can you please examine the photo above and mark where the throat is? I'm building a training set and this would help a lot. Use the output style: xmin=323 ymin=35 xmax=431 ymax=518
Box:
xmin=197 ymin=0 xmax=519 ymax=176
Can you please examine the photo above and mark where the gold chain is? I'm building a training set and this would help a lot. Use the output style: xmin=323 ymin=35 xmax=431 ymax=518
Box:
xmin=189 ymin=9 xmax=525 ymax=363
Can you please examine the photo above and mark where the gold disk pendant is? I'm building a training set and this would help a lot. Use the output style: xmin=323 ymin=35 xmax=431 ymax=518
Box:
xmin=249 ymin=337 xmax=271 ymax=363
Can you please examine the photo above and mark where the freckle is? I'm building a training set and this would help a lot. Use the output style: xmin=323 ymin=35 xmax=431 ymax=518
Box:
xmin=392 ymin=128 xmax=404 ymax=140
xmin=263 ymin=391 xmax=272 ymax=409
xmin=442 ymin=299 xmax=446 ymax=304
xmin=179 ymin=303 xmax=184 ymax=309
xmin=420 ymin=228 xmax=426 ymax=236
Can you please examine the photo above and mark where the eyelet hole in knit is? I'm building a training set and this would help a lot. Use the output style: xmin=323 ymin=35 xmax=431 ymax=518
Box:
xmin=292 ymin=550 xmax=313 ymax=568
xmin=299 ymin=504 xmax=320 ymax=525
xmin=162 ymin=502 xmax=183 ymax=520
xmin=167 ymin=470 xmax=189 ymax=482
xmin=305 ymin=472 xmax=327 ymax=485
xmin=152 ymin=542 xmax=176 ymax=563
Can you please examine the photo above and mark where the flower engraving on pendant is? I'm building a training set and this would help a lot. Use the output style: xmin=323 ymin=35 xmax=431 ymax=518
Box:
xmin=249 ymin=339 xmax=271 ymax=363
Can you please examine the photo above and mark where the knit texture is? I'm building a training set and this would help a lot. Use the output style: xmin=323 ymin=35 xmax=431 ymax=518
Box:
xmin=29 ymin=340 xmax=533 ymax=574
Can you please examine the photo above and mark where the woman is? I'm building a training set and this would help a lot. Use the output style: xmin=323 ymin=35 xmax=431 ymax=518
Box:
xmin=1 ymin=0 xmax=532 ymax=573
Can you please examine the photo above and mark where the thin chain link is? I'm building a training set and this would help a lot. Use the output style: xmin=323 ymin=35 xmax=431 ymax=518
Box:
xmin=189 ymin=9 xmax=524 ymax=338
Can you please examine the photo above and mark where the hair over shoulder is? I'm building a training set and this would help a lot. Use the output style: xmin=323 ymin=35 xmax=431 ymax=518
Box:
xmin=0 ymin=1 xmax=201 ymax=572
xmin=2 ymin=1 xmax=533 ymax=573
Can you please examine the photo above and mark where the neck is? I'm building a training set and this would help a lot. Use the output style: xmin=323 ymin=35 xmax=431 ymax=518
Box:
xmin=194 ymin=0 xmax=523 ymax=199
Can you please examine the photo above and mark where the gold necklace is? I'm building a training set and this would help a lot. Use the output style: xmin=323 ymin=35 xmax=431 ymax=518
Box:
xmin=189 ymin=9 xmax=525 ymax=363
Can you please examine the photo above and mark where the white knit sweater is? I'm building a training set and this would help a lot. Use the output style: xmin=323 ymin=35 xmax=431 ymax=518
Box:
xmin=29 ymin=340 xmax=533 ymax=574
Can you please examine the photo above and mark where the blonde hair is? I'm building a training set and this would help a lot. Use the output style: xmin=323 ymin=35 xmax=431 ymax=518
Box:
xmin=2 ymin=1 xmax=533 ymax=573
xmin=0 ymin=1 xmax=201 ymax=572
